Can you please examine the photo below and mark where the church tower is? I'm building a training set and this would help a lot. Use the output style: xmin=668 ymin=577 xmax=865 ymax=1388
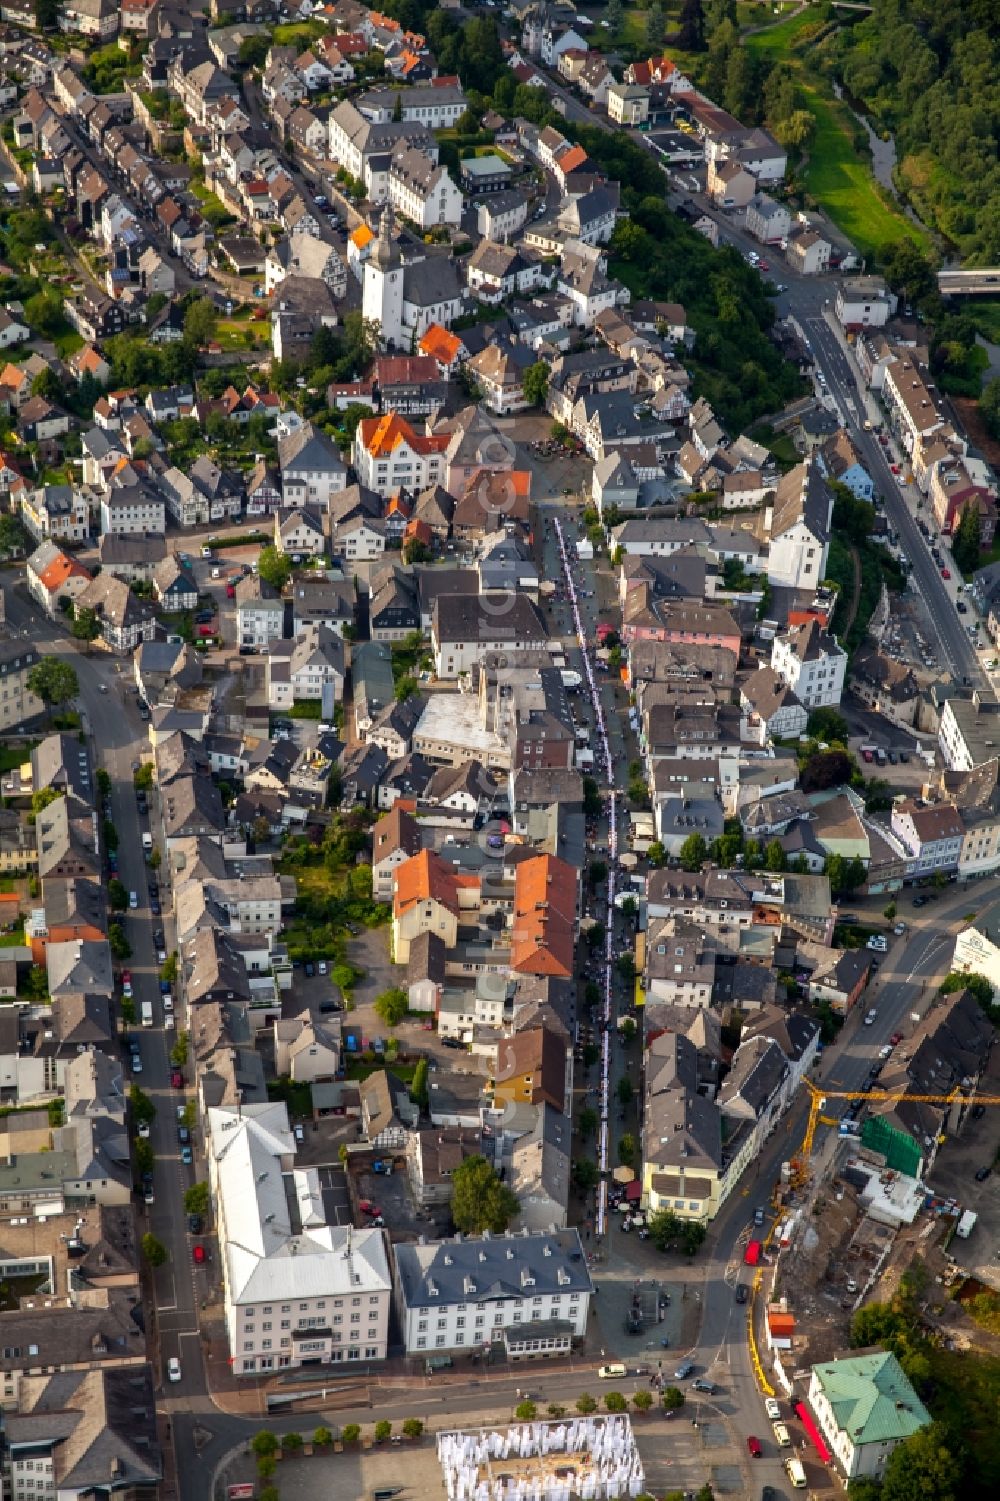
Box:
xmin=362 ymin=203 xmax=404 ymax=351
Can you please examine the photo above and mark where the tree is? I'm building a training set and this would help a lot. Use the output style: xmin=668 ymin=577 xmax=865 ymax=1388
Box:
xmin=662 ymin=1386 xmax=686 ymax=1411
xmin=410 ymin=1056 xmax=429 ymax=1108
xmin=31 ymin=787 xmax=62 ymax=816
xmin=27 ymin=659 xmax=78 ymax=715
xmin=134 ymin=763 xmax=154 ymax=790
xmin=522 ymin=362 xmax=549 ymax=407
xmin=578 ymin=1106 xmax=598 ymax=1139
xmin=573 ymin=1158 xmax=599 ymax=1191
xmin=312 ymin=1427 xmax=333 ymax=1449
xmin=129 ymin=1085 xmax=156 ymax=1124
xmin=677 ymin=0 xmax=705 ymax=50
xmin=0 ymin=514 xmax=28 ymax=557
xmin=620 ymin=1017 xmax=637 ymax=1044
xmin=606 ymin=0 xmax=623 ymax=29
xmin=184 ymin=1182 xmax=210 ymax=1216
xmin=251 ymin=1432 xmax=278 ymax=1460
xmin=808 ymin=707 xmax=850 ymax=744
xmin=514 ymin=1400 xmax=537 ymax=1421
xmin=632 ymin=1389 xmax=654 ymax=1414
xmin=575 ymin=1393 xmax=597 ymax=1415
xmin=981 ymin=377 xmax=1000 ymax=441
xmin=119 ymin=995 xmax=136 ymax=1029
xmin=617 ymin=1076 xmax=633 ymax=1107
xmin=134 ymin=1140 xmax=154 ymax=1177
xmin=71 ymin=606 xmax=101 ymax=645
xmin=618 ymin=1132 xmax=636 ymax=1166
xmin=34 ymin=0 xmax=60 ymax=26
xmin=108 ymin=879 xmax=128 ymax=912
xmin=451 ymin=1154 xmax=519 ymax=1233
xmin=238 ymin=33 xmax=270 ymax=68
xmin=604 ymin=1391 xmax=627 ymax=1413
xmin=647 ymin=841 xmax=666 ymax=868
xmin=547 ymin=1403 xmax=566 ymax=1419
xmin=374 ymin=1418 xmax=393 ymax=1442
xmin=141 ymin=1233 xmax=167 ymax=1267
xmin=951 ymin=502 xmax=982 ymax=573
xmin=402 ymin=1418 xmax=423 ymax=1439
xmin=589 ymin=858 xmax=608 ymax=887
xmin=764 ymin=839 xmax=787 ymax=873
xmin=183 ymin=297 xmax=218 ymax=350
xmin=881 ymin=1423 xmax=962 ymax=1501
xmin=884 ymin=902 xmax=897 ymax=921
xmin=850 ymin=1302 xmax=906 ymax=1350
xmin=648 ymin=1207 xmax=682 ymax=1252
xmin=645 ymin=2 xmax=665 ymax=47
xmin=801 ymin=748 xmax=855 ymax=793
xmin=257 ymin=545 xmax=292 ymax=593
xmin=617 ymin=953 xmax=635 ymax=983
xmin=679 ymin=833 xmax=707 ymax=872
xmin=373 ymin=987 xmax=408 ymax=1027
xmin=256 ymin=1457 xmax=276 ymax=1481
xmin=341 ymin=1424 xmax=361 ymax=1444
xmin=110 ymin=924 xmax=132 ymax=960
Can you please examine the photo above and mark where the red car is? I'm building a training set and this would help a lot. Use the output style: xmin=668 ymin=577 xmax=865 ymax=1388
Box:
xmin=197 ymin=622 xmax=217 ymax=638
xmin=122 ymin=970 xmax=132 ymax=986
xmin=358 ymin=1200 xmax=382 ymax=1217
xmin=747 ymin=1436 xmax=763 ymax=1458
xmin=758 ymin=259 xmax=769 ymax=271
xmin=890 ymin=1032 xmax=903 ymax=1045
xmin=171 ymin=1070 xmax=184 ymax=1089
xmin=193 ymin=1244 xmax=206 ymax=1265
xmin=941 ymin=567 xmax=951 ymax=579
xmin=890 ymin=463 xmax=900 ymax=474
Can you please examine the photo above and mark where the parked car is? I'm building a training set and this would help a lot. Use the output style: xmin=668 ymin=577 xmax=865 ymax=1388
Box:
xmin=167 ymin=1357 xmax=181 ymax=1382
xmin=187 ymin=1215 xmax=203 ymax=1235
xmin=193 ymin=1243 xmax=206 ymax=1265
xmin=748 ymin=1437 xmax=763 ymax=1459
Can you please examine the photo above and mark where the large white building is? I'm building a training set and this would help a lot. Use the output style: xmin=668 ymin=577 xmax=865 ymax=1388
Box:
xmin=770 ymin=619 xmax=847 ymax=710
xmin=766 ymin=460 xmax=832 ymax=591
xmin=393 ymin=1229 xmax=592 ymax=1360
xmin=353 ymin=411 xmax=449 ymax=497
xmin=807 ymin=1352 xmax=929 ymax=1480
xmin=208 ymin=1102 xmax=393 ymax=1376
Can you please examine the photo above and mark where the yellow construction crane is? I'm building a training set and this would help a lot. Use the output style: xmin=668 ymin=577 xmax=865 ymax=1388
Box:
xmin=790 ymin=1079 xmax=1000 ymax=1186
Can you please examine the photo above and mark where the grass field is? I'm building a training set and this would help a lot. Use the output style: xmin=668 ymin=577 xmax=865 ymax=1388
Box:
xmin=801 ymin=87 xmax=928 ymax=259
xmin=746 ymin=11 xmax=930 ymax=261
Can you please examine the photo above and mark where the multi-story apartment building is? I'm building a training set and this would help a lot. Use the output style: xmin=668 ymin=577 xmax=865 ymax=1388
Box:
xmin=208 ymin=1102 xmax=393 ymax=1376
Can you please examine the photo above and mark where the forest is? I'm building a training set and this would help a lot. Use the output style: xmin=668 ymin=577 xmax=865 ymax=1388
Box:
xmin=834 ymin=0 xmax=1000 ymax=262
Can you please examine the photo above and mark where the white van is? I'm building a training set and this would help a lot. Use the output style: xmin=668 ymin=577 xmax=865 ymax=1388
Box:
xmin=773 ymin=1422 xmax=792 ymax=1448
xmin=785 ymin=1457 xmax=807 ymax=1489
xmin=598 ymin=1364 xmax=626 ymax=1380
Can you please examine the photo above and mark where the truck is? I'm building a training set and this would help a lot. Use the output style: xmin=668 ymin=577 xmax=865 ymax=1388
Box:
xmin=956 ymin=1210 xmax=978 ymax=1238
xmin=140 ymin=1000 xmax=154 ymax=1028
xmin=560 ymin=669 xmax=582 ymax=691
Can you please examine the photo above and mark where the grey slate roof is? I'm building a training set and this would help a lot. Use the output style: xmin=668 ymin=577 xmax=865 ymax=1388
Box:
xmin=394 ymin=1227 xmax=591 ymax=1310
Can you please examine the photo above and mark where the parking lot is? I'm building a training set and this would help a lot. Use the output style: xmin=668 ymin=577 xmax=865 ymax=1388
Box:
xmin=928 ymin=1047 xmax=1000 ymax=1279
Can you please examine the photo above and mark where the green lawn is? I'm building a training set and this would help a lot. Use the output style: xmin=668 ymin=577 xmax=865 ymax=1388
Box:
xmin=0 ymin=743 xmax=33 ymax=774
xmin=745 ymin=13 xmax=930 ymax=261
xmin=0 ymin=925 xmax=24 ymax=948
xmin=801 ymin=86 xmax=928 ymax=260
xmin=968 ymin=300 xmax=1000 ymax=344
xmin=744 ymin=5 xmax=828 ymax=57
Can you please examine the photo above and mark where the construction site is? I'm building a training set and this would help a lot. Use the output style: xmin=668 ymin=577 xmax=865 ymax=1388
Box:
xmin=754 ymin=1079 xmax=1000 ymax=1375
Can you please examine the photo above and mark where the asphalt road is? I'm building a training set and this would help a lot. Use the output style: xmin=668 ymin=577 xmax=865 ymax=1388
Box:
xmin=1 ymin=578 xmax=202 ymax=1394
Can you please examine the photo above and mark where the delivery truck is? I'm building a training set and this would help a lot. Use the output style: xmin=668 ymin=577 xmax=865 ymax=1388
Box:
xmin=141 ymin=1000 xmax=154 ymax=1028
